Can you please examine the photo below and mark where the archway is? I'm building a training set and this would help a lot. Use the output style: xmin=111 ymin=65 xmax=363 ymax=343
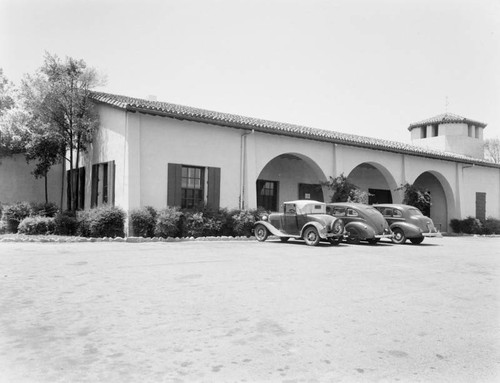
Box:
xmin=413 ymin=171 xmax=455 ymax=232
xmin=256 ymin=153 xmax=327 ymax=211
xmin=347 ymin=162 xmax=398 ymax=204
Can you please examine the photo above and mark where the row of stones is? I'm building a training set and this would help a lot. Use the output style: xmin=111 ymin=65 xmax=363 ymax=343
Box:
xmin=0 ymin=235 xmax=256 ymax=243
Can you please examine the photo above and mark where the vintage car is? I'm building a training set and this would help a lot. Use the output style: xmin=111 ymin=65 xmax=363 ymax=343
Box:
xmin=254 ymin=200 xmax=346 ymax=246
xmin=373 ymin=204 xmax=442 ymax=244
xmin=326 ymin=202 xmax=393 ymax=244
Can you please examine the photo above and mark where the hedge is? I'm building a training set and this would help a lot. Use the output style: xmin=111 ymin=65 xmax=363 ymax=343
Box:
xmin=450 ymin=217 xmax=500 ymax=235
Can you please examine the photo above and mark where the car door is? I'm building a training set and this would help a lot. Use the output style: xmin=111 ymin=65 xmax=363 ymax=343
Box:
xmin=380 ymin=208 xmax=395 ymax=225
xmin=282 ymin=203 xmax=299 ymax=235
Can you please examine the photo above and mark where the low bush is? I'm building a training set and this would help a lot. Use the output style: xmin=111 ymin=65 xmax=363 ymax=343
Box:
xmin=18 ymin=216 xmax=56 ymax=235
xmin=1 ymin=201 xmax=32 ymax=233
xmin=155 ymin=207 xmax=182 ymax=238
xmin=482 ymin=218 xmax=500 ymax=234
xmin=77 ymin=205 xmax=125 ymax=238
xmin=450 ymin=217 xmax=500 ymax=235
xmin=30 ymin=202 xmax=59 ymax=217
xmin=232 ymin=209 xmax=257 ymax=237
xmin=54 ymin=211 xmax=78 ymax=236
xmin=130 ymin=206 xmax=157 ymax=237
xmin=182 ymin=212 xmax=223 ymax=237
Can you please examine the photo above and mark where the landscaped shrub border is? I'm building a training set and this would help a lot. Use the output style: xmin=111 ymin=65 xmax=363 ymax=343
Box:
xmin=1 ymin=202 xmax=267 ymax=239
xmin=450 ymin=217 xmax=500 ymax=235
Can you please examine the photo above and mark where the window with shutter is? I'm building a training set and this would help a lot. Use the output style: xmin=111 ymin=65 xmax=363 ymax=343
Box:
xmin=91 ymin=161 xmax=115 ymax=208
xmin=167 ymin=164 xmax=221 ymax=209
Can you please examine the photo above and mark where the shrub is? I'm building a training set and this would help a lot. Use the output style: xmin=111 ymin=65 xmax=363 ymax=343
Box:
xmin=182 ymin=211 xmax=222 ymax=237
xmin=30 ymin=202 xmax=60 ymax=217
xmin=90 ymin=205 xmax=125 ymax=238
xmin=232 ymin=209 xmax=257 ymax=237
xmin=155 ymin=207 xmax=182 ymax=238
xmin=450 ymin=217 xmax=483 ymax=234
xmin=1 ymin=202 xmax=32 ymax=233
xmin=54 ymin=211 xmax=78 ymax=236
xmin=18 ymin=216 xmax=56 ymax=235
xmin=77 ymin=205 xmax=125 ymax=238
xmin=0 ymin=220 xmax=7 ymax=234
xmin=481 ymin=218 xmax=500 ymax=235
xmin=130 ymin=206 xmax=157 ymax=237
xmin=76 ymin=210 xmax=93 ymax=237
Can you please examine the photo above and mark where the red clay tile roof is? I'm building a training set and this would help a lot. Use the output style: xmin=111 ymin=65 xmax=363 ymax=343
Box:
xmin=408 ymin=113 xmax=487 ymax=131
xmin=91 ymin=92 xmax=499 ymax=169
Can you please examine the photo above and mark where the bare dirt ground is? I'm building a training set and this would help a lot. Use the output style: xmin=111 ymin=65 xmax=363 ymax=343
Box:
xmin=0 ymin=237 xmax=499 ymax=383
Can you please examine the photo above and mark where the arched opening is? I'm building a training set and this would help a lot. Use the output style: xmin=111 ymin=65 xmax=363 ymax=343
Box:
xmin=413 ymin=171 xmax=454 ymax=232
xmin=347 ymin=162 xmax=398 ymax=204
xmin=256 ymin=153 xmax=327 ymax=211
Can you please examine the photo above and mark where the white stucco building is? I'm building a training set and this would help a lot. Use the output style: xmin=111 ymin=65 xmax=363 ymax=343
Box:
xmin=1 ymin=92 xmax=499 ymax=234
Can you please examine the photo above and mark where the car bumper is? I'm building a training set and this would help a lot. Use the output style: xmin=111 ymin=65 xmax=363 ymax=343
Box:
xmin=422 ymin=232 xmax=443 ymax=238
xmin=374 ymin=234 xmax=394 ymax=239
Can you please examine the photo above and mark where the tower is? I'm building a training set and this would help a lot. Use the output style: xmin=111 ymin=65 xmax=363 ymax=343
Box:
xmin=408 ymin=113 xmax=487 ymax=159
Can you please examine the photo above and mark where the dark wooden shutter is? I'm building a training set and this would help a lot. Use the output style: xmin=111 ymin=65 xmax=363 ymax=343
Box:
xmin=167 ymin=163 xmax=182 ymax=207
xmin=207 ymin=167 xmax=221 ymax=210
xmin=91 ymin=164 xmax=99 ymax=208
xmin=111 ymin=161 xmax=116 ymax=205
xmin=475 ymin=192 xmax=486 ymax=221
xmin=78 ymin=167 xmax=85 ymax=210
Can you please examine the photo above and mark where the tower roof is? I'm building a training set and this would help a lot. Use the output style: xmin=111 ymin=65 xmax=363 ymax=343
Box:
xmin=408 ymin=113 xmax=487 ymax=131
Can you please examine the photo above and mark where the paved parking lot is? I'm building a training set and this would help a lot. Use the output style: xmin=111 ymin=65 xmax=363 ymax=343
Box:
xmin=0 ymin=237 xmax=499 ymax=382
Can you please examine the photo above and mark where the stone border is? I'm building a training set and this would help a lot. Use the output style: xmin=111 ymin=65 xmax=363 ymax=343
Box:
xmin=0 ymin=235 xmax=257 ymax=243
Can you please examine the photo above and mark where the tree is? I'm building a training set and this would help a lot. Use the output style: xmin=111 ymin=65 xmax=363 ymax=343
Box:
xmin=18 ymin=53 xmax=104 ymax=210
xmin=322 ymin=173 xmax=370 ymax=203
xmin=397 ymin=183 xmax=431 ymax=216
xmin=484 ymin=137 xmax=500 ymax=163
xmin=0 ymin=69 xmax=27 ymax=157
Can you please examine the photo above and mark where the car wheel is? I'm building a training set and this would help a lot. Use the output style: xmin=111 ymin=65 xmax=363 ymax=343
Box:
xmin=347 ymin=228 xmax=361 ymax=244
xmin=410 ymin=237 xmax=424 ymax=245
xmin=367 ymin=238 xmax=379 ymax=245
xmin=303 ymin=227 xmax=320 ymax=246
xmin=280 ymin=237 xmax=290 ymax=243
xmin=254 ymin=224 xmax=268 ymax=242
xmin=392 ymin=228 xmax=406 ymax=244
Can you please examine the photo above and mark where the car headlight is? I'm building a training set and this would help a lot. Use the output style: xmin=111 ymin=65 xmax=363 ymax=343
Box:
xmin=261 ymin=215 xmax=268 ymax=221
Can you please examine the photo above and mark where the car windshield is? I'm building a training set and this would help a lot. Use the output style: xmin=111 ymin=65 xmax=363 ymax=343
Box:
xmin=300 ymin=203 xmax=326 ymax=215
xmin=408 ymin=208 xmax=424 ymax=216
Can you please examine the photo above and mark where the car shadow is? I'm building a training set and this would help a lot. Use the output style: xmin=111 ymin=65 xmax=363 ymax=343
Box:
xmin=266 ymin=239 xmax=345 ymax=247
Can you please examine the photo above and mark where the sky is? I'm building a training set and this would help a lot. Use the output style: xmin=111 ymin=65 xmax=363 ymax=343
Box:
xmin=1 ymin=0 xmax=499 ymax=143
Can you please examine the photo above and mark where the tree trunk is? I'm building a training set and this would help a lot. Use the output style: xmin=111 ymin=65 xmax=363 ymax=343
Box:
xmin=60 ymin=159 xmax=65 ymax=211
xmin=75 ymin=136 xmax=81 ymax=211
xmin=44 ymin=173 xmax=48 ymax=204
xmin=69 ymin=143 xmax=74 ymax=212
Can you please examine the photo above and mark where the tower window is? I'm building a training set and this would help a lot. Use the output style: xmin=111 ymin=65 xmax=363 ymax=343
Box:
xmin=468 ymin=125 xmax=474 ymax=137
xmin=420 ymin=127 xmax=427 ymax=139
xmin=432 ymin=125 xmax=439 ymax=137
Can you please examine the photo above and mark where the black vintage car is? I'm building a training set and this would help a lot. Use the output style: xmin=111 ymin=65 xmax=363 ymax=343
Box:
xmin=253 ymin=200 xmax=346 ymax=246
xmin=326 ymin=202 xmax=393 ymax=244
xmin=373 ymin=204 xmax=442 ymax=244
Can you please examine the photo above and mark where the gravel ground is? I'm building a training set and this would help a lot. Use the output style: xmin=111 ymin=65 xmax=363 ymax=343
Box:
xmin=0 ymin=236 xmax=498 ymax=383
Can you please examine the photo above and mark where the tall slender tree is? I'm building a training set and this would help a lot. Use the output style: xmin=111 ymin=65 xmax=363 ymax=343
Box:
xmin=18 ymin=53 xmax=104 ymax=210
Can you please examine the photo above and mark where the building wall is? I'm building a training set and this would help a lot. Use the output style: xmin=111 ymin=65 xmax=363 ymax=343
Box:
xmin=78 ymin=104 xmax=500 ymax=232
xmin=0 ymin=154 xmax=63 ymax=206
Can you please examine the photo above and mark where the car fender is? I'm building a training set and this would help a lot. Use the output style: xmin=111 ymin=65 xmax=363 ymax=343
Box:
xmin=254 ymin=220 xmax=288 ymax=237
xmin=300 ymin=222 xmax=328 ymax=239
xmin=389 ymin=222 xmax=421 ymax=238
xmin=345 ymin=221 xmax=376 ymax=240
